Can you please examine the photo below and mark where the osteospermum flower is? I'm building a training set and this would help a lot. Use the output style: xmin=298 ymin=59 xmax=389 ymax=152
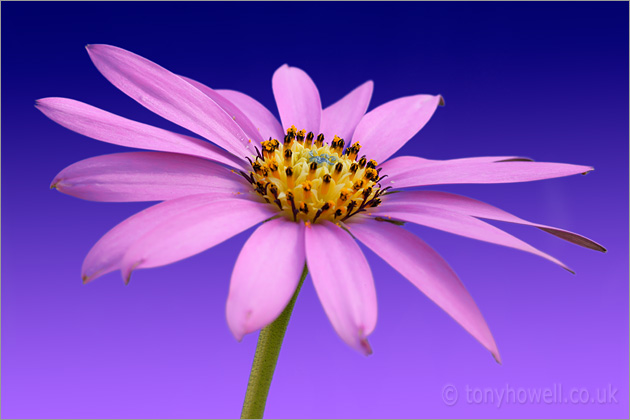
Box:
xmin=38 ymin=45 xmax=605 ymax=364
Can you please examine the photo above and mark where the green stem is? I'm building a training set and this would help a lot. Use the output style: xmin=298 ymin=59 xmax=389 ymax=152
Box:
xmin=240 ymin=264 xmax=308 ymax=419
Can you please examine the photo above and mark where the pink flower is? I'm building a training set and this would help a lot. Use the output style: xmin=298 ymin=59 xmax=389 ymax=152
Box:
xmin=37 ymin=45 xmax=605 ymax=361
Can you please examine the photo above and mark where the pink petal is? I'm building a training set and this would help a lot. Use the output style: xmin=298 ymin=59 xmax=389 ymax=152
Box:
xmin=215 ymin=89 xmax=285 ymax=142
xmin=227 ymin=219 xmax=306 ymax=340
xmin=119 ymin=198 xmax=275 ymax=283
xmin=179 ymin=76 xmax=264 ymax=145
xmin=82 ymin=194 xmax=265 ymax=282
xmin=51 ymin=152 xmax=250 ymax=202
xmin=272 ymin=64 xmax=322 ymax=134
xmin=305 ymin=221 xmax=376 ymax=355
xmin=352 ymin=94 xmax=443 ymax=163
xmin=381 ymin=156 xmax=593 ymax=188
xmin=36 ymin=98 xmax=247 ymax=169
xmin=320 ymin=80 xmax=373 ymax=143
xmin=371 ymin=205 xmax=573 ymax=273
xmin=381 ymin=156 xmax=532 ymax=181
xmin=380 ymin=191 xmax=606 ymax=252
xmin=86 ymin=44 xmax=255 ymax=158
xmin=346 ymin=219 xmax=500 ymax=362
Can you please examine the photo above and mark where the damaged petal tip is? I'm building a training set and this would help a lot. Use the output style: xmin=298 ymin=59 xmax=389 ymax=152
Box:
xmin=492 ymin=352 xmax=503 ymax=365
xmin=360 ymin=338 xmax=373 ymax=356
xmin=497 ymin=157 xmax=535 ymax=162
xmin=438 ymin=95 xmax=445 ymax=106
xmin=584 ymin=240 xmax=607 ymax=253
xmin=123 ymin=260 xmax=144 ymax=285
xmin=123 ymin=269 xmax=134 ymax=285
xmin=50 ymin=180 xmax=61 ymax=190
xmin=81 ymin=274 xmax=91 ymax=284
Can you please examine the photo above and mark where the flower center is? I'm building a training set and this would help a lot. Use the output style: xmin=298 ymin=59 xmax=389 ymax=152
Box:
xmin=240 ymin=125 xmax=387 ymax=224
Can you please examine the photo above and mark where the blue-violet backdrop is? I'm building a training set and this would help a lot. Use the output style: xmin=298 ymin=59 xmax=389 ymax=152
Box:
xmin=2 ymin=2 xmax=628 ymax=418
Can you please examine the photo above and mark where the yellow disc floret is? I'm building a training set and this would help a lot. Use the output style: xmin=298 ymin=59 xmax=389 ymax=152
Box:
xmin=240 ymin=125 xmax=388 ymax=223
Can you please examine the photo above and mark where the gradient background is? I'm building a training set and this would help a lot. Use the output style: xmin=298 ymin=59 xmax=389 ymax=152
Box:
xmin=2 ymin=2 xmax=628 ymax=419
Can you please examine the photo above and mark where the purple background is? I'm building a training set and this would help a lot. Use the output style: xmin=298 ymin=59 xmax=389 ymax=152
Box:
xmin=2 ymin=2 xmax=628 ymax=419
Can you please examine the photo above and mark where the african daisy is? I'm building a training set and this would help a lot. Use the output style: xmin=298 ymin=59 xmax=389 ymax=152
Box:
xmin=37 ymin=44 xmax=605 ymax=418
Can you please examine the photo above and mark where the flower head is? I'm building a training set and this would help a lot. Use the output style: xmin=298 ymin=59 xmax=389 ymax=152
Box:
xmin=246 ymin=125 xmax=386 ymax=223
xmin=38 ymin=45 xmax=605 ymax=360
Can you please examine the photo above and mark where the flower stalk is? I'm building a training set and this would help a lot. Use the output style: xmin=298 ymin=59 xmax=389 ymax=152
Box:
xmin=240 ymin=264 xmax=308 ymax=419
